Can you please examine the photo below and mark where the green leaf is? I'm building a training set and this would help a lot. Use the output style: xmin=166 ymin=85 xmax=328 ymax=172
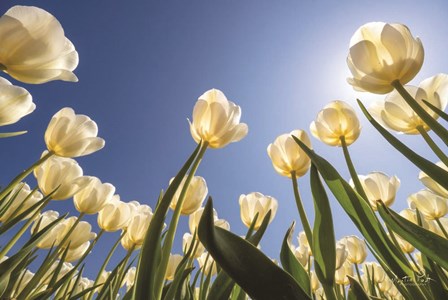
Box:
xmin=420 ymin=253 xmax=447 ymax=299
xmin=377 ymin=202 xmax=448 ymax=270
xmin=347 ymin=276 xmax=370 ymax=300
xmin=423 ymin=99 xmax=448 ymax=122
xmin=358 ymin=99 xmax=448 ymax=191
xmin=0 ymin=131 xmax=27 ymax=138
xmin=280 ymin=222 xmax=311 ymax=297
xmin=310 ymin=164 xmax=336 ymax=286
xmin=134 ymin=143 xmax=201 ymax=300
xmin=292 ymin=136 xmax=413 ymax=280
xmin=198 ymin=198 xmax=311 ymax=300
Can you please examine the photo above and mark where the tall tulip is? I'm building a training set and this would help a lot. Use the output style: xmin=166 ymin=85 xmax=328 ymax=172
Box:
xmin=239 ymin=192 xmax=278 ymax=230
xmin=339 ymin=235 xmax=367 ymax=264
xmin=127 ymin=210 xmax=153 ymax=246
xmin=57 ymin=217 xmax=96 ymax=249
xmin=0 ymin=6 xmax=79 ymax=84
xmin=267 ymin=129 xmax=311 ymax=178
xmin=419 ymin=161 xmax=448 ymax=197
xmin=45 ymin=107 xmax=105 ymax=158
xmin=347 ymin=22 xmax=424 ymax=94
xmin=165 ymin=254 xmax=183 ymax=280
xmin=74 ymin=177 xmax=115 ymax=214
xmin=310 ymin=101 xmax=361 ymax=147
xmin=0 ymin=77 xmax=35 ymax=126
xmin=97 ymin=196 xmax=132 ymax=232
xmin=408 ymin=189 xmax=448 ymax=220
xmin=169 ymin=175 xmax=207 ymax=215
xmin=31 ymin=210 xmax=63 ymax=249
xmin=189 ymin=88 xmax=248 ymax=148
xmin=198 ymin=252 xmax=218 ymax=276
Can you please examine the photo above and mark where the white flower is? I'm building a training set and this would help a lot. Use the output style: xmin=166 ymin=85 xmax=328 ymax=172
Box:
xmin=0 ymin=77 xmax=35 ymax=125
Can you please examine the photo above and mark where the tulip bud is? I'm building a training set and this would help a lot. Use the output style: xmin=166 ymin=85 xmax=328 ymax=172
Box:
xmin=408 ymin=190 xmax=448 ymax=220
xmin=335 ymin=261 xmax=354 ymax=285
xmin=62 ymin=241 xmax=90 ymax=262
xmin=335 ymin=242 xmax=348 ymax=270
xmin=198 ymin=252 xmax=218 ymax=276
xmin=34 ymin=152 xmax=92 ymax=200
xmin=350 ymin=172 xmax=400 ymax=210
xmin=188 ymin=89 xmax=248 ymax=148
xmin=74 ymin=177 xmax=115 ymax=214
xmin=347 ymin=22 xmax=424 ymax=94
xmin=362 ymin=262 xmax=386 ymax=283
xmin=310 ymin=101 xmax=361 ymax=147
xmin=267 ymin=130 xmax=311 ymax=178
xmin=45 ymin=107 xmax=105 ymax=158
xmin=189 ymin=207 xmax=229 ymax=234
xmin=370 ymin=74 xmax=448 ymax=134
xmin=124 ymin=267 xmax=136 ymax=291
xmin=127 ymin=211 xmax=153 ymax=246
xmin=419 ymin=162 xmax=448 ymax=197
xmin=165 ymin=254 xmax=183 ymax=280
xmin=58 ymin=217 xmax=96 ymax=249
xmin=169 ymin=175 xmax=207 ymax=215
xmin=238 ymin=192 xmax=278 ymax=230
xmin=182 ymin=233 xmax=205 ymax=258
xmin=31 ymin=210 xmax=63 ymax=249
xmin=0 ymin=182 xmax=43 ymax=222
xmin=0 ymin=77 xmax=35 ymax=125
xmin=339 ymin=235 xmax=367 ymax=264
xmin=97 ymin=196 xmax=132 ymax=232
xmin=0 ymin=6 xmax=79 ymax=84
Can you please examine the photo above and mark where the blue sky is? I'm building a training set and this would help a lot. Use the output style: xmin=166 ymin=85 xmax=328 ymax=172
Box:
xmin=1 ymin=0 xmax=448 ymax=280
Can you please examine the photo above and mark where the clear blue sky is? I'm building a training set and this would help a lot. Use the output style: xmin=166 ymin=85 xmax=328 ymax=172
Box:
xmin=1 ymin=0 xmax=447 ymax=280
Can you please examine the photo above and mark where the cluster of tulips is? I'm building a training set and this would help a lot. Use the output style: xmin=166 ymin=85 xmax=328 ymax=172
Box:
xmin=0 ymin=4 xmax=447 ymax=300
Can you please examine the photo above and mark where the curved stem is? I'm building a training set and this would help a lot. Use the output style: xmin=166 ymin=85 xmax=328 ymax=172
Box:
xmin=290 ymin=171 xmax=313 ymax=245
xmin=153 ymin=141 xmax=208 ymax=299
xmin=340 ymin=136 xmax=368 ymax=202
xmin=355 ymin=263 xmax=363 ymax=288
xmin=0 ymin=151 xmax=54 ymax=202
xmin=416 ymin=125 xmax=448 ymax=166
xmin=391 ymin=80 xmax=448 ymax=146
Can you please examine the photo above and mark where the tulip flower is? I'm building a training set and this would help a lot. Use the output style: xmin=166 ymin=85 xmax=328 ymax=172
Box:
xmin=127 ymin=210 xmax=153 ymax=246
xmin=0 ymin=77 xmax=35 ymax=126
xmin=335 ymin=261 xmax=354 ymax=285
xmin=124 ymin=267 xmax=136 ymax=291
xmin=347 ymin=22 xmax=424 ymax=94
xmin=34 ymin=151 xmax=91 ymax=200
xmin=293 ymin=244 xmax=310 ymax=267
xmin=63 ymin=241 xmax=90 ymax=262
xmin=189 ymin=88 xmax=248 ymax=148
xmin=31 ymin=210 xmax=64 ymax=249
xmin=169 ymin=175 xmax=207 ymax=215
xmin=45 ymin=107 xmax=105 ymax=158
xmin=419 ymin=161 xmax=448 ymax=197
xmin=0 ymin=6 xmax=79 ymax=84
xmin=362 ymin=262 xmax=386 ymax=283
xmin=238 ymin=192 xmax=278 ymax=230
xmin=267 ymin=130 xmax=311 ymax=178
xmin=198 ymin=252 xmax=218 ymax=276
xmin=74 ymin=177 xmax=115 ymax=214
xmin=335 ymin=242 xmax=348 ymax=270
xmin=370 ymin=74 xmax=448 ymax=134
xmin=58 ymin=217 xmax=96 ymax=249
xmin=394 ymin=234 xmax=414 ymax=254
xmin=408 ymin=190 xmax=448 ymax=220
xmin=310 ymin=271 xmax=320 ymax=292
xmin=399 ymin=208 xmax=433 ymax=230
xmin=350 ymin=172 xmax=400 ymax=210
xmin=165 ymin=254 xmax=183 ymax=280
xmin=121 ymin=231 xmax=139 ymax=251
xmin=189 ymin=207 xmax=230 ymax=234
xmin=310 ymin=101 xmax=361 ymax=147
xmin=0 ymin=182 xmax=43 ymax=222
xmin=97 ymin=196 xmax=132 ymax=232
xmin=43 ymin=261 xmax=74 ymax=284
xmin=339 ymin=235 xmax=367 ymax=264
xmin=182 ymin=233 xmax=205 ymax=258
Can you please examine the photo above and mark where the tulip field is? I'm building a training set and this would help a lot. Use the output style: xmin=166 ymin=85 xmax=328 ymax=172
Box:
xmin=0 ymin=3 xmax=448 ymax=300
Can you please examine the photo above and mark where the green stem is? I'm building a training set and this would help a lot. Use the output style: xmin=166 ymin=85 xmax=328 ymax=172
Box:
xmin=87 ymin=230 xmax=126 ymax=300
xmin=435 ymin=218 xmax=448 ymax=239
xmin=340 ymin=136 xmax=368 ymax=201
xmin=153 ymin=141 xmax=208 ymax=300
xmin=290 ymin=171 xmax=313 ymax=245
xmin=354 ymin=263 xmax=363 ymax=288
xmin=417 ymin=125 xmax=448 ymax=166
xmin=391 ymin=80 xmax=448 ymax=146
xmin=407 ymin=253 xmax=423 ymax=274
xmin=0 ymin=151 xmax=53 ymax=202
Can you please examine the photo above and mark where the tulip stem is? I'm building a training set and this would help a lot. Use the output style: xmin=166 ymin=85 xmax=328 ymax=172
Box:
xmin=435 ymin=218 xmax=448 ymax=238
xmin=340 ymin=136 xmax=368 ymax=202
xmin=154 ymin=141 xmax=208 ymax=300
xmin=392 ymin=80 xmax=448 ymax=146
xmin=88 ymin=229 xmax=126 ymax=300
xmin=416 ymin=125 xmax=448 ymax=166
xmin=290 ymin=171 xmax=313 ymax=246
xmin=407 ymin=253 xmax=423 ymax=274
xmin=0 ymin=151 xmax=54 ymax=202
xmin=354 ymin=263 xmax=363 ymax=288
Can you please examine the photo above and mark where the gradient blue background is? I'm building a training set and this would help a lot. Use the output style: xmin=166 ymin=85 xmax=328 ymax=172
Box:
xmin=1 ymin=0 xmax=447 ymax=281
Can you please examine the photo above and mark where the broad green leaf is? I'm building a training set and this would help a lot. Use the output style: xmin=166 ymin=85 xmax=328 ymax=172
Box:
xmin=310 ymin=164 xmax=335 ymax=286
xmin=347 ymin=276 xmax=370 ymax=300
xmin=292 ymin=136 xmax=413 ymax=280
xmin=280 ymin=222 xmax=311 ymax=297
xmin=420 ymin=253 xmax=447 ymax=299
xmin=358 ymin=99 xmax=448 ymax=191
xmin=0 ymin=131 xmax=27 ymax=138
xmin=198 ymin=198 xmax=311 ymax=300
xmin=134 ymin=143 xmax=201 ymax=300
xmin=377 ymin=202 xmax=448 ymax=270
